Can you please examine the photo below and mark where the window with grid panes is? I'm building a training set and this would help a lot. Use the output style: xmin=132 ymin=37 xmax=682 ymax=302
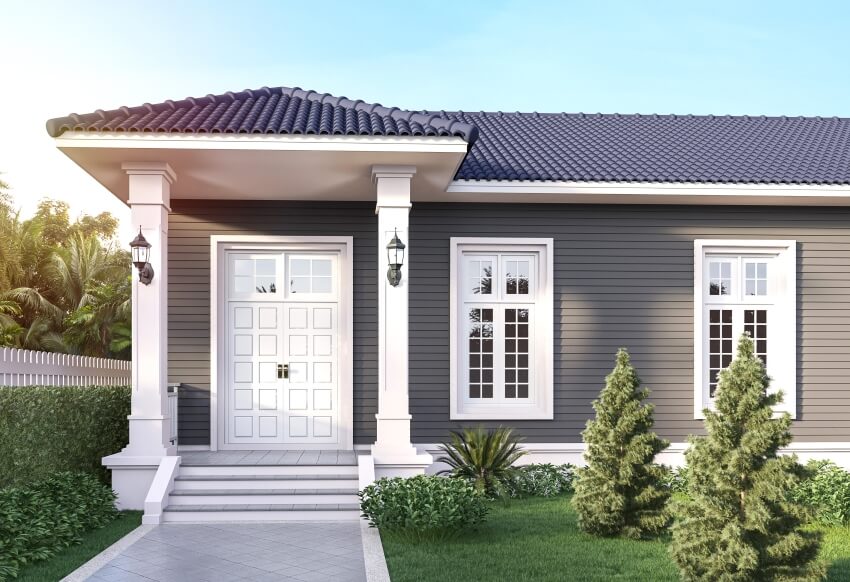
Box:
xmin=695 ymin=241 xmax=796 ymax=417
xmin=452 ymin=240 xmax=553 ymax=420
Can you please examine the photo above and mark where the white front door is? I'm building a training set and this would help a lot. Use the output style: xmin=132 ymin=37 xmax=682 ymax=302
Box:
xmin=224 ymin=251 xmax=342 ymax=448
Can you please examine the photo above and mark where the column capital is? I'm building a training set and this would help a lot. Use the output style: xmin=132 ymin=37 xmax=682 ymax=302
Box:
xmin=122 ymin=162 xmax=177 ymax=184
xmin=373 ymin=166 xmax=414 ymax=212
xmin=124 ymin=162 xmax=174 ymax=208
xmin=371 ymin=165 xmax=416 ymax=182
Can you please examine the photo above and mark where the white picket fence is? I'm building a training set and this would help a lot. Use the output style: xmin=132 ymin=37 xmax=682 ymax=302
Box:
xmin=0 ymin=347 xmax=131 ymax=387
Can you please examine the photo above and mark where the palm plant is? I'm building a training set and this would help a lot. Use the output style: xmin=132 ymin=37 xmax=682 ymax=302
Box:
xmin=437 ymin=426 xmax=526 ymax=497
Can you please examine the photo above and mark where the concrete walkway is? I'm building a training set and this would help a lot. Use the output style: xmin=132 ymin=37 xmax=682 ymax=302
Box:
xmin=86 ymin=522 xmax=367 ymax=581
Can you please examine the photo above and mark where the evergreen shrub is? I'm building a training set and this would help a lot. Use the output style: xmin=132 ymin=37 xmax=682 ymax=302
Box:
xmin=572 ymin=349 xmax=670 ymax=539
xmin=670 ymin=335 xmax=824 ymax=581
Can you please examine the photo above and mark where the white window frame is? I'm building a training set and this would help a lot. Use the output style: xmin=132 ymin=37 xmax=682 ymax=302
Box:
xmin=693 ymin=239 xmax=796 ymax=419
xmin=450 ymin=238 xmax=554 ymax=420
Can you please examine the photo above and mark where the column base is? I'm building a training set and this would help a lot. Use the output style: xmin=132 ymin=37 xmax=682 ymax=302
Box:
xmin=102 ymin=453 xmax=162 ymax=510
xmin=371 ymin=446 xmax=433 ymax=479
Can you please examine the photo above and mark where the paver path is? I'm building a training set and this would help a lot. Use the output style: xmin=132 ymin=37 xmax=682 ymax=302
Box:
xmin=88 ymin=522 xmax=366 ymax=581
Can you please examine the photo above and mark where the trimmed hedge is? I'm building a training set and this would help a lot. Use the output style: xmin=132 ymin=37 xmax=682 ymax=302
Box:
xmin=0 ymin=472 xmax=118 ymax=580
xmin=0 ymin=385 xmax=130 ymax=487
xmin=360 ymin=475 xmax=489 ymax=540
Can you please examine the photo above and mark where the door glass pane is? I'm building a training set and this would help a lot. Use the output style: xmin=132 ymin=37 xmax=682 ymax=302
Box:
xmin=289 ymin=257 xmax=334 ymax=294
xmin=231 ymin=257 xmax=277 ymax=294
xmin=313 ymin=259 xmax=332 ymax=276
xmin=256 ymin=259 xmax=276 ymax=276
xmin=312 ymin=277 xmax=332 ymax=293
xmin=234 ymin=259 xmax=253 ymax=276
xmin=291 ymin=259 xmax=310 ymax=276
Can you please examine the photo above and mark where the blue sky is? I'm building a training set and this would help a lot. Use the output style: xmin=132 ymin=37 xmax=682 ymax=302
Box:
xmin=1 ymin=0 xmax=849 ymax=234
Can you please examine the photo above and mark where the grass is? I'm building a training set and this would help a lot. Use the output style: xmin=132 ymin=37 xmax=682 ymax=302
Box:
xmin=15 ymin=511 xmax=143 ymax=582
xmin=380 ymin=495 xmax=850 ymax=582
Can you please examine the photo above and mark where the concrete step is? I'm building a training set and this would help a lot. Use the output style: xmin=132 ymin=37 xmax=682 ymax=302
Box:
xmin=173 ymin=474 xmax=359 ymax=491
xmin=179 ymin=464 xmax=358 ymax=477
xmin=168 ymin=490 xmax=359 ymax=505
xmin=161 ymin=504 xmax=360 ymax=523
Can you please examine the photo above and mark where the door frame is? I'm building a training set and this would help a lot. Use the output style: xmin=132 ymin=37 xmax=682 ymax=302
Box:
xmin=210 ymin=235 xmax=354 ymax=451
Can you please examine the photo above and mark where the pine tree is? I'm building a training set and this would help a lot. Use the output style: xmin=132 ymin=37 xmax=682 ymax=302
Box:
xmin=670 ymin=335 xmax=824 ymax=581
xmin=572 ymin=348 xmax=670 ymax=539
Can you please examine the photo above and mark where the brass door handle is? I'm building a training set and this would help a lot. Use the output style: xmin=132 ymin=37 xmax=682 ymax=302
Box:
xmin=278 ymin=364 xmax=289 ymax=379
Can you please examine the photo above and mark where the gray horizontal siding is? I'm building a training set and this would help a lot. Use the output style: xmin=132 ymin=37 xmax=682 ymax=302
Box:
xmin=168 ymin=200 xmax=377 ymax=446
xmin=409 ymin=203 xmax=850 ymax=444
xmin=169 ymin=200 xmax=850 ymax=447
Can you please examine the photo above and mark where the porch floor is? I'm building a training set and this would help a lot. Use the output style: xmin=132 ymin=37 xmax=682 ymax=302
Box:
xmin=179 ymin=450 xmax=358 ymax=466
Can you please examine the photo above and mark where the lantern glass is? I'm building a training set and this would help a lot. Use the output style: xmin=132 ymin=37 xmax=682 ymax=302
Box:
xmin=386 ymin=231 xmax=405 ymax=267
xmin=129 ymin=229 xmax=152 ymax=269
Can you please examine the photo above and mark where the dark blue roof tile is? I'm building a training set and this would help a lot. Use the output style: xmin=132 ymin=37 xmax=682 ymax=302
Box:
xmin=46 ymin=86 xmax=850 ymax=185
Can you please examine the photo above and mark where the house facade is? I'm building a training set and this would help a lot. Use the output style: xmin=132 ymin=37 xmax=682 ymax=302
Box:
xmin=47 ymin=86 xmax=850 ymax=522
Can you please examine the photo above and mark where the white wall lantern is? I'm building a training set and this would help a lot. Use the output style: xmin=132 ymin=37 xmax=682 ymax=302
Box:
xmin=130 ymin=227 xmax=154 ymax=285
xmin=386 ymin=229 xmax=405 ymax=287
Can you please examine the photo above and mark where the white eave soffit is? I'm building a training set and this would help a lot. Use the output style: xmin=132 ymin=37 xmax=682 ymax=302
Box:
xmin=441 ymin=179 xmax=850 ymax=206
xmin=53 ymin=131 xmax=470 ymax=154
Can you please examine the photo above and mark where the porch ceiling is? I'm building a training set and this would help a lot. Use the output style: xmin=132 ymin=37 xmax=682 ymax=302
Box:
xmin=54 ymin=133 xmax=468 ymax=204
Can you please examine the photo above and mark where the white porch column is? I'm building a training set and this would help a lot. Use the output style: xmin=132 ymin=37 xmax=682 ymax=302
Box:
xmin=371 ymin=165 xmax=432 ymax=477
xmin=103 ymin=162 xmax=177 ymax=510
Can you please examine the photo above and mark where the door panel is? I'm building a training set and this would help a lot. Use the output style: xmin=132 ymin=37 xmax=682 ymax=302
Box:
xmin=228 ymin=303 xmax=284 ymax=444
xmin=225 ymin=250 xmax=340 ymax=447
xmin=283 ymin=304 xmax=338 ymax=443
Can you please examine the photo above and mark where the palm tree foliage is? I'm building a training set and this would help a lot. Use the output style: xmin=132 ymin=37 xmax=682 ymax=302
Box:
xmin=437 ymin=426 xmax=526 ymax=497
xmin=0 ymin=183 xmax=130 ymax=358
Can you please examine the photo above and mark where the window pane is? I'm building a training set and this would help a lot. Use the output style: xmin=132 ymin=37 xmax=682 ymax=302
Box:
xmin=468 ymin=259 xmax=493 ymax=295
xmin=708 ymin=260 xmax=732 ymax=296
xmin=505 ymin=259 xmax=531 ymax=296
xmin=468 ymin=308 xmax=494 ymax=399
xmin=744 ymin=309 xmax=768 ymax=367
xmin=504 ymin=308 xmax=530 ymax=399
xmin=709 ymin=308 xmax=734 ymax=397
xmin=744 ymin=261 xmax=768 ymax=297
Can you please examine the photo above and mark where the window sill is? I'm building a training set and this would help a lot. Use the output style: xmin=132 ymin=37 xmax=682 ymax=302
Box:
xmin=451 ymin=408 xmax=553 ymax=421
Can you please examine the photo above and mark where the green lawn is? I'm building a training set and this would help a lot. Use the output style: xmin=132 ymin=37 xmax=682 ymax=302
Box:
xmin=381 ymin=496 xmax=850 ymax=582
xmin=15 ymin=511 xmax=143 ymax=582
